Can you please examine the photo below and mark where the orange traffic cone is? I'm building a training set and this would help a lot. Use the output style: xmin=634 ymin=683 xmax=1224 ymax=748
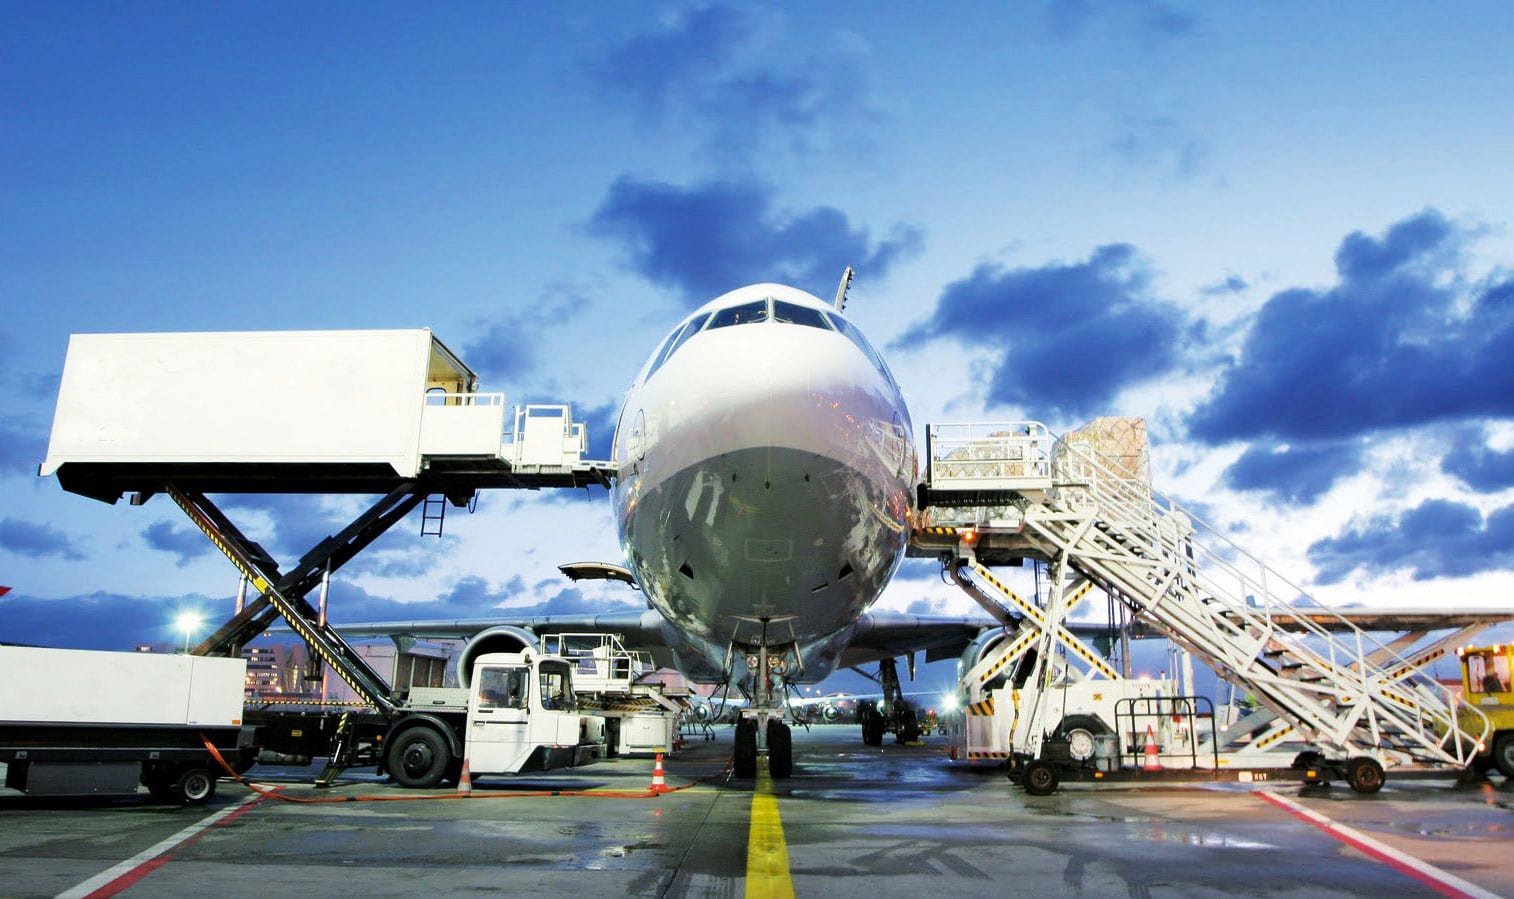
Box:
xmin=458 ymin=758 xmax=473 ymax=796
xmin=649 ymin=752 xmax=671 ymax=794
xmin=1141 ymin=726 xmax=1161 ymax=772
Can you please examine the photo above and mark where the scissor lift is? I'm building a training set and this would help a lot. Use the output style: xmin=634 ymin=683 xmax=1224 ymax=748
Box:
xmin=40 ymin=328 xmax=615 ymax=784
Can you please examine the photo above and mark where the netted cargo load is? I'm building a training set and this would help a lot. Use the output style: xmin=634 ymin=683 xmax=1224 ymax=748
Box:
xmin=1054 ymin=417 xmax=1150 ymax=487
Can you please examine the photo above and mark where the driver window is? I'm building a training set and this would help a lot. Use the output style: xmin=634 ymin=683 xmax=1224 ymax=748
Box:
xmin=477 ymin=667 xmax=528 ymax=710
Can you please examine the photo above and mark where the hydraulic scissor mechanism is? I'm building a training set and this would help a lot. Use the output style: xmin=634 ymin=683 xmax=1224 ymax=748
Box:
xmin=726 ymin=617 xmax=800 ymax=780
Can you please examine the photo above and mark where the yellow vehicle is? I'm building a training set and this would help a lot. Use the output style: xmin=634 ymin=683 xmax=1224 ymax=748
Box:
xmin=1458 ymin=644 xmax=1514 ymax=777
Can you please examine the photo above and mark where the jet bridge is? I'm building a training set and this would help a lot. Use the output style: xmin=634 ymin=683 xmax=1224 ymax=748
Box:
xmin=912 ymin=418 xmax=1491 ymax=785
xmin=38 ymin=328 xmax=616 ymax=720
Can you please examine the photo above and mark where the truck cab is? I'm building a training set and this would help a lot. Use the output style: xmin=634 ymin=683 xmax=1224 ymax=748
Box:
xmin=383 ymin=648 xmax=605 ymax=788
xmin=1458 ymin=644 xmax=1514 ymax=778
xmin=465 ymin=651 xmax=601 ymax=775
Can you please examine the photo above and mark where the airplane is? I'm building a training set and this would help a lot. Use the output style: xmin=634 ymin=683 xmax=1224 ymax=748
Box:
xmin=339 ymin=278 xmax=992 ymax=778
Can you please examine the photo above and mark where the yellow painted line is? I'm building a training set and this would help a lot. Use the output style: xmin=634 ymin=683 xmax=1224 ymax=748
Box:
xmin=745 ymin=759 xmax=794 ymax=899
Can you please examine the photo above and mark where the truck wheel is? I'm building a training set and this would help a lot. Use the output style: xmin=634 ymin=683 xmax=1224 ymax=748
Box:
xmin=1493 ymin=733 xmax=1514 ymax=779
xmin=389 ymin=727 xmax=451 ymax=788
xmin=1345 ymin=757 xmax=1385 ymax=794
xmin=171 ymin=767 xmax=218 ymax=805
xmin=733 ymin=719 xmax=758 ymax=779
xmin=1023 ymin=760 xmax=1060 ymax=796
xmin=767 ymin=720 xmax=793 ymax=780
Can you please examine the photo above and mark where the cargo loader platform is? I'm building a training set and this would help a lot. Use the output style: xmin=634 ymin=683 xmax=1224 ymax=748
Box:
xmin=39 ymin=328 xmax=614 ymax=504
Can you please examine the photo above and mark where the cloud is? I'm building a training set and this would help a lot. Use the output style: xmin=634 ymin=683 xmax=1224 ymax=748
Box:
xmin=1107 ymin=116 xmax=1207 ymax=180
xmin=1047 ymin=0 xmax=1197 ymax=42
xmin=1201 ymin=275 xmax=1248 ymax=297
xmin=588 ymin=176 xmax=922 ymax=303
xmin=1441 ymin=436 xmax=1514 ymax=493
xmin=1188 ymin=209 xmax=1514 ymax=444
xmin=462 ymin=293 xmax=583 ymax=385
xmin=1307 ymin=498 xmax=1514 ymax=584
xmin=1221 ymin=441 xmax=1364 ymax=505
xmin=0 ymin=517 xmax=85 ymax=561
xmin=142 ymin=521 xmax=212 ymax=567
xmin=588 ymin=6 xmax=878 ymax=165
xmin=0 ymin=420 xmax=47 ymax=475
xmin=0 ymin=591 xmax=221 ymax=650
xmin=896 ymin=244 xmax=1192 ymax=419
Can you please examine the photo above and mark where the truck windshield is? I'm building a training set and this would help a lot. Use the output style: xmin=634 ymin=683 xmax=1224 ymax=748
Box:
xmin=477 ymin=666 xmax=529 ymax=709
xmin=538 ymin=661 xmax=577 ymax=711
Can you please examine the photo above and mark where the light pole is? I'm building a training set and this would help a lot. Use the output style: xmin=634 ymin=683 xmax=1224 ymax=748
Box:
xmin=176 ymin=611 xmax=203 ymax=653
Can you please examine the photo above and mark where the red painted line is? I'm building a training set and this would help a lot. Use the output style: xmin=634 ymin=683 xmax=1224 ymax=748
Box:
xmin=1254 ymin=790 xmax=1497 ymax=899
xmin=64 ymin=789 xmax=274 ymax=899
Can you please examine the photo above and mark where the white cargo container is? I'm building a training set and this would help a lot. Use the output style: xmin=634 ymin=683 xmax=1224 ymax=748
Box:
xmin=0 ymin=646 xmax=247 ymax=803
xmin=39 ymin=329 xmax=502 ymax=488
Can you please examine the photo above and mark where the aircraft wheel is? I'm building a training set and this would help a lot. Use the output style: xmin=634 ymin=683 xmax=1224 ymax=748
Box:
xmin=897 ymin=708 xmax=920 ymax=744
xmin=1493 ymin=733 xmax=1514 ymax=778
xmin=1023 ymin=760 xmax=1060 ymax=796
xmin=767 ymin=720 xmax=793 ymax=779
xmin=734 ymin=719 xmax=758 ymax=779
xmin=389 ymin=726 xmax=451 ymax=788
xmin=170 ymin=766 xmax=217 ymax=805
xmin=1345 ymin=756 xmax=1385 ymax=794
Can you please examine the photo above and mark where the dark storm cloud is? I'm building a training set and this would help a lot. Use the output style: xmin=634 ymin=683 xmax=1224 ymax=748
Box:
xmin=589 ymin=5 xmax=878 ymax=164
xmin=1188 ymin=210 xmax=1514 ymax=444
xmin=142 ymin=521 xmax=212 ymax=566
xmin=1441 ymin=437 xmax=1514 ymax=493
xmin=896 ymin=244 xmax=1191 ymax=419
xmin=0 ymin=517 xmax=85 ymax=561
xmin=1307 ymin=498 xmax=1514 ymax=584
xmin=1221 ymin=441 xmax=1364 ymax=505
xmin=588 ymin=176 xmax=922 ymax=303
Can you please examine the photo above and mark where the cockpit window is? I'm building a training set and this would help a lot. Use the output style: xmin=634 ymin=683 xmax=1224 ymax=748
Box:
xmin=825 ymin=311 xmax=899 ymax=389
xmin=647 ymin=312 xmax=711 ymax=379
xmin=772 ymin=301 xmax=833 ymax=330
xmin=707 ymin=299 xmax=770 ymax=329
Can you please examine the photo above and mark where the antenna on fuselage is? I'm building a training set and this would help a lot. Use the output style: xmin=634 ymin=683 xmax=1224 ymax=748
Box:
xmin=833 ymin=266 xmax=854 ymax=312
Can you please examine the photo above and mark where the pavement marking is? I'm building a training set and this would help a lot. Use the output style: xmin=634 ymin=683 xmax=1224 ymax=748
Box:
xmin=1254 ymin=789 xmax=1500 ymax=899
xmin=57 ymin=790 xmax=269 ymax=899
xmin=745 ymin=760 xmax=795 ymax=899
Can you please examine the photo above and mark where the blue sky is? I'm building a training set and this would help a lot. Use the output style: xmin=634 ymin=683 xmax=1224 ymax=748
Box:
xmin=3 ymin=3 xmax=1514 ymax=692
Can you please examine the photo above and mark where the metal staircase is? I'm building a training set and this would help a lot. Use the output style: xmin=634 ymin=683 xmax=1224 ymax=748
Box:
xmin=917 ymin=421 xmax=1489 ymax=769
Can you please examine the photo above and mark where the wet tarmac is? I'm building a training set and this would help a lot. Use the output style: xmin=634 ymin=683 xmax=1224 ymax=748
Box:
xmin=1 ymin=726 xmax=1510 ymax=897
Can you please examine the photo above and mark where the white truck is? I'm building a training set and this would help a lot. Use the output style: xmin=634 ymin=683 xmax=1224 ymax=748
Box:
xmin=0 ymin=646 xmax=249 ymax=805
xmin=0 ymin=645 xmax=607 ymax=802
xmin=373 ymin=649 xmax=606 ymax=787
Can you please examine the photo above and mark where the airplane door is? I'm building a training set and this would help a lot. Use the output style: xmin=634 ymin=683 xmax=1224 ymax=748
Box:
xmin=465 ymin=664 xmax=530 ymax=774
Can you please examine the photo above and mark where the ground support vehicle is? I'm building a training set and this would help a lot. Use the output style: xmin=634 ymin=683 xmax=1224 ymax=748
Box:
xmin=544 ymin=633 xmax=687 ymax=757
xmin=1457 ymin=644 xmax=1514 ymax=779
xmin=0 ymin=646 xmax=249 ymax=804
xmin=917 ymin=419 xmax=1490 ymax=795
xmin=248 ymin=650 xmax=605 ymax=788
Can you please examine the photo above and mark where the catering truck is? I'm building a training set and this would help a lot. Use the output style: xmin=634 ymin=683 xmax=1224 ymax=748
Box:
xmin=0 ymin=646 xmax=248 ymax=804
xmin=0 ymin=644 xmax=606 ymax=803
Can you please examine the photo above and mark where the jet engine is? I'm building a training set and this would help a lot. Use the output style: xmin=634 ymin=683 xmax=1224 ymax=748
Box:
xmin=457 ymin=625 xmax=539 ymax=687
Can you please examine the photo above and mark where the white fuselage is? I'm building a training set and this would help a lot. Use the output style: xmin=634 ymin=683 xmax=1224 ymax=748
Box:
xmin=611 ymin=284 xmax=916 ymax=683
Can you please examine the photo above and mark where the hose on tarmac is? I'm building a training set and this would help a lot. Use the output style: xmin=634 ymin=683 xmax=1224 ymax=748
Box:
xmin=200 ymin=734 xmax=734 ymax=803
